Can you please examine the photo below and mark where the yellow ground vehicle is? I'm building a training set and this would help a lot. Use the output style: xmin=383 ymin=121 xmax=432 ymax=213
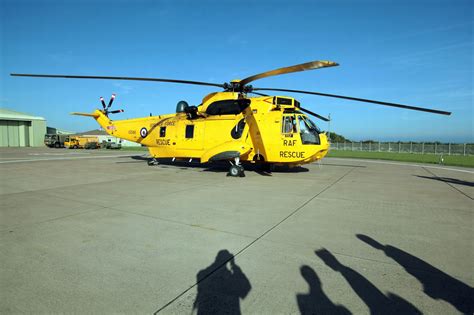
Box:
xmin=64 ymin=136 xmax=98 ymax=149
xmin=12 ymin=60 xmax=450 ymax=176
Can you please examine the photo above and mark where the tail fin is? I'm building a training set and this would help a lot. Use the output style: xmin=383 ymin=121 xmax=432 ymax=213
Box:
xmin=70 ymin=109 xmax=113 ymax=135
xmin=71 ymin=112 xmax=100 ymax=118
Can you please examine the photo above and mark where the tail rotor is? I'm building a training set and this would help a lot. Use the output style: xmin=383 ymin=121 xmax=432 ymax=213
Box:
xmin=99 ymin=94 xmax=124 ymax=116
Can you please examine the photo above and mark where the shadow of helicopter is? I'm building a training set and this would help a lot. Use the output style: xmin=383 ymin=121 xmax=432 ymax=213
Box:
xmin=119 ymin=155 xmax=309 ymax=176
xmin=415 ymin=175 xmax=474 ymax=187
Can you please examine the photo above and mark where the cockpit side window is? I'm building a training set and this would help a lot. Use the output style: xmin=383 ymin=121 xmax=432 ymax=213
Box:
xmin=282 ymin=115 xmax=297 ymax=134
xmin=302 ymin=116 xmax=321 ymax=134
xmin=297 ymin=115 xmax=321 ymax=145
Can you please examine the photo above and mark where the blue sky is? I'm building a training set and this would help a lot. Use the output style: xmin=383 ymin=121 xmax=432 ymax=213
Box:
xmin=1 ymin=0 xmax=472 ymax=142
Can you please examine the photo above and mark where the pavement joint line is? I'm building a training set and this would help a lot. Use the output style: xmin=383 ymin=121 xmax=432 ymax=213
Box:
xmin=0 ymin=169 xmax=183 ymax=198
xmin=309 ymin=195 xmax=474 ymax=214
xmin=422 ymin=167 xmax=473 ymax=201
xmin=36 ymin=178 xmax=220 ymax=210
xmin=0 ymin=206 xmax=107 ymax=234
xmin=329 ymin=157 xmax=474 ymax=174
xmin=0 ymin=154 xmax=138 ymax=164
xmin=153 ymin=166 xmax=357 ymax=314
xmin=106 ymin=207 xmax=257 ymax=240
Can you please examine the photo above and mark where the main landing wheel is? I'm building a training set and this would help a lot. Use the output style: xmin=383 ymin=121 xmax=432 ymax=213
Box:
xmin=147 ymin=158 xmax=159 ymax=166
xmin=228 ymin=165 xmax=245 ymax=177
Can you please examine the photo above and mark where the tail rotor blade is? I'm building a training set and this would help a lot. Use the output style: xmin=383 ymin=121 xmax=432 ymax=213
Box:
xmin=109 ymin=109 xmax=124 ymax=114
xmin=100 ymin=96 xmax=106 ymax=109
xmin=107 ymin=94 xmax=116 ymax=109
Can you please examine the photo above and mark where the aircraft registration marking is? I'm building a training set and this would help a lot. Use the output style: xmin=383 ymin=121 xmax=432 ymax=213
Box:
xmin=156 ymin=139 xmax=171 ymax=145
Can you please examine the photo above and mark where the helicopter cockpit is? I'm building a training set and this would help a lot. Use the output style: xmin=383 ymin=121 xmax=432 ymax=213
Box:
xmin=282 ymin=114 xmax=321 ymax=145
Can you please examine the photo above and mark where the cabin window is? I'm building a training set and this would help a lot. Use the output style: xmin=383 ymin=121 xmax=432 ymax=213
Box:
xmin=205 ymin=99 xmax=251 ymax=115
xmin=281 ymin=115 xmax=297 ymax=134
xmin=231 ymin=119 xmax=246 ymax=139
xmin=185 ymin=125 xmax=194 ymax=138
xmin=160 ymin=126 xmax=166 ymax=137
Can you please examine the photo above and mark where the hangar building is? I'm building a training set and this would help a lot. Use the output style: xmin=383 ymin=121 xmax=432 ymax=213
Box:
xmin=0 ymin=108 xmax=46 ymax=147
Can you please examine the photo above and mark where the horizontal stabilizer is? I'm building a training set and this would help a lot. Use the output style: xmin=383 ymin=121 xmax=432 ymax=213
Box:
xmin=71 ymin=112 xmax=100 ymax=118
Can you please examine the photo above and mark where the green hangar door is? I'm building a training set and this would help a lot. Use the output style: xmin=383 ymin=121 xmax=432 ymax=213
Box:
xmin=0 ymin=120 xmax=30 ymax=147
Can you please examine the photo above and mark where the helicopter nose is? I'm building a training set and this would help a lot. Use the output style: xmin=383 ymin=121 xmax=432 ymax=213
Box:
xmin=308 ymin=134 xmax=329 ymax=162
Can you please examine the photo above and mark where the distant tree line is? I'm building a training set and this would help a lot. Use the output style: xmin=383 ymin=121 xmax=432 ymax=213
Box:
xmin=325 ymin=132 xmax=472 ymax=144
xmin=327 ymin=132 xmax=350 ymax=143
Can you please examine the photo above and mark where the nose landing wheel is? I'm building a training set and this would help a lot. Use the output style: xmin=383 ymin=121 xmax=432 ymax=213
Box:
xmin=227 ymin=157 xmax=245 ymax=177
xmin=228 ymin=165 xmax=245 ymax=177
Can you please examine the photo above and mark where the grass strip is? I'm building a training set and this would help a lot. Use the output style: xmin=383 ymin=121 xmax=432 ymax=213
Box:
xmin=327 ymin=150 xmax=474 ymax=168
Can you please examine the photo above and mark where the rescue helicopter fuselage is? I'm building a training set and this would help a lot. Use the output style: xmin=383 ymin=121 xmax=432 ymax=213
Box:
xmin=85 ymin=91 xmax=329 ymax=170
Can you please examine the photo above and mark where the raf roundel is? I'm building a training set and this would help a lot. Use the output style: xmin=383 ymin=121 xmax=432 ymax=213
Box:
xmin=140 ymin=127 xmax=148 ymax=138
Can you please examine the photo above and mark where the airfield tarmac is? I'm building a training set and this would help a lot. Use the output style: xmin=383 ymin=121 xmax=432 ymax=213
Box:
xmin=0 ymin=147 xmax=473 ymax=314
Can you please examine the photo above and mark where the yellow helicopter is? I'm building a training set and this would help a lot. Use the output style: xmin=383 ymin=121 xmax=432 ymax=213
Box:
xmin=12 ymin=60 xmax=451 ymax=176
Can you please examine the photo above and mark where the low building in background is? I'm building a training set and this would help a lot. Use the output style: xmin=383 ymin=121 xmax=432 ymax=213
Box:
xmin=0 ymin=108 xmax=46 ymax=147
xmin=75 ymin=129 xmax=141 ymax=147
xmin=46 ymin=126 xmax=74 ymax=135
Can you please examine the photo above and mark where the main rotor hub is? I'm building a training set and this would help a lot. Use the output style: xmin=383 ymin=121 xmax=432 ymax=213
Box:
xmin=223 ymin=80 xmax=253 ymax=93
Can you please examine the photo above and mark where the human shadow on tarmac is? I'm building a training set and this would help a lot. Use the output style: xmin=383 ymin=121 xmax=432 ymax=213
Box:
xmin=193 ymin=250 xmax=251 ymax=315
xmin=297 ymin=265 xmax=352 ymax=315
xmin=415 ymin=175 xmax=474 ymax=187
xmin=357 ymin=234 xmax=474 ymax=314
xmin=316 ymin=249 xmax=422 ymax=315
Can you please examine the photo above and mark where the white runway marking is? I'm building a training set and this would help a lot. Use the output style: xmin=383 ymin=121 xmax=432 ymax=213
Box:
xmin=329 ymin=158 xmax=474 ymax=174
xmin=0 ymin=154 xmax=139 ymax=164
xmin=28 ymin=152 xmax=89 ymax=156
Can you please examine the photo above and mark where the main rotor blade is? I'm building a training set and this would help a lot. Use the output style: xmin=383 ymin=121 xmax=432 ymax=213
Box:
xmin=249 ymin=91 xmax=269 ymax=96
xmin=299 ymin=107 xmax=331 ymax=122
xmin=239 ymin=60 xmax=338 ymax=86
xmin=254 ymin=88 xmax=451 ymax=116
xmin=10 ymin=73 xmax=224 ymax=88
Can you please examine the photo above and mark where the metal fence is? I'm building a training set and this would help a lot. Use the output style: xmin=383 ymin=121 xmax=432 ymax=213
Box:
xmin=330 ymin=142 xmax=474 ymax=156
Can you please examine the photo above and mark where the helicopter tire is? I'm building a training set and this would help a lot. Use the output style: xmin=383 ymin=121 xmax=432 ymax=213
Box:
xmin=228 ymin=165 xmax=245 ymax=177
xmin=147 ymin=158 xmax=159 ymax=166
